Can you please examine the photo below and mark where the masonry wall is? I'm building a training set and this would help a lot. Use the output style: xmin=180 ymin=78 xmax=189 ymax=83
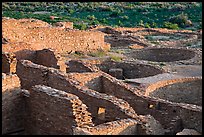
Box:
xmin=2 ymin=52 xmax=17 ymax=74
xmin=73 ymin=118 xmax=138 ymax=135
xmin=14 ymin=49 xmax=36 ymax=62
xmin=16 ymin=60 xmax=139 ymax=126
xmin=24 ymin=85 xmax=93 ymax=135
xmin=34 ymin=49 xmax=59 ymax=68
xmin=147 ymin=79 xmax=202 ymax=106
xmin=53 ymin=21 xmax=73 ymax=29
xmin=101 ymin=75 xmax=202 ymax=133
xmin=2 ymin=74 xmax=25 ymax=135
xmin=67 ymin=72 xmax=104 ymax=93
xmin=66 ymin=60 xmax=94 ymax=73
xmin=3 ymin=18 xmax=110 ymax=53
xmin=97 ymin=61 xmax=164 ymax=79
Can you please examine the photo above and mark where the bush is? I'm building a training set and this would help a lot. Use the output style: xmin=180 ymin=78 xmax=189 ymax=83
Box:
xmin=138 ymin=20 xmax=144 ymax=27
xmin=74 ymin=23 xmax=87 ymax=30
xmin=68 ymin=9 xmax=75 ymax=14
xmin=144 ymin=23 xmax=151 ymax=28
xmin=88 ymin=50 xmax=106 ymax=57
xmin=151 ymin=22 xmax=157 ymax=28
xmin=118 ymin=20 xmax=123 ymax=26
xmin=109 ymin=10 xmax=121 ymax=17
xmin=87 ymin=15 xmax=96 ymax=20
xmin=163 ymin=22 xmax=179 ymax=29
xmin=169 ymin=13 xmax=192 ymax=28
xmin=121 ymin=15 xmax=129 ymax=20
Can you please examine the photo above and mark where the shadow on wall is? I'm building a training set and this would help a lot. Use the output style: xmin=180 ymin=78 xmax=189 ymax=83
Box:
xmin=96 ymin=61 xmax=164 ymax=79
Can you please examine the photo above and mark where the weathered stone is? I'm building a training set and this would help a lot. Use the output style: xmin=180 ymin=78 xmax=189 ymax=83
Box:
xmin=176 ymin=129 xmax=201 ymax=135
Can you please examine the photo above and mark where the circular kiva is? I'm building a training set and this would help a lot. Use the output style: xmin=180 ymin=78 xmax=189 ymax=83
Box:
xmin=131 ymin=48 xmax=196 ymax=62
xmin=96 ymin=61 xmax=164 ymax=80
xmin=145 ymin=77 xmax=202 ymax=106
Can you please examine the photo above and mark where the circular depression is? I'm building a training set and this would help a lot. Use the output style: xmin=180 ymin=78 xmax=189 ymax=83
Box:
xmin=145 ymin=78 xmax=202 ymax=106
xmin=131 ymin=48 xmax=196 ymax=62
xmin=97 ymin=61 xmax=164 ymax=79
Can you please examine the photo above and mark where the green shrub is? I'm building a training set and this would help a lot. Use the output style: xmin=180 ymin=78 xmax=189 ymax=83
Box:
xmin=88 ymin=50 xmax=106 ymax=57
xmin=163 ymin=22 xmax=179 ymax=29
xmin=169 ymin=13 xmax=192 ymax=28
xmin=144 ymin=23 xmax=151 ymax=28
xmin=121 ymin=15 xmax=129 ymax=20
xmin=118 ymin=20 xmax=123 ymax=26
xmin=138 ymin=20 xmax=144 ymax=27
xmin=74 ymin=23 xmax=87 ymax=30
xmin=151 ymin=22 xmax=157 ymax=28
xmin=68 ymin=9 xmax=75 ymax=14
xmin=87 ymin=15 xmax=96 ymax=20
xmin=109 ymin=10 xmax=121 ymax=17
xmin=110 ymin=55 xmax=123 ymax=62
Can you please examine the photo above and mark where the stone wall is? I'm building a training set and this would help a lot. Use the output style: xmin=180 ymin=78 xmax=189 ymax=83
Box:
xmin=16 ymin=60 xmax=140 ymax=126
xmin=24 ymin=85 xmax=93 ymax=135
xmin=53 ymin=21 xmax=73 ymax=29
xmin=145 ymin=78 xmax=202 ymax=106
xmin=96 ymin=61 xmax=164 ymax=79
xmin=66 ymin=60 xmax=97 ymax=73
xmin=34 ymin=49 xmax=59 ymax=68
xmin=73 ymin=118 xmax=138 ymax=135
xmin=3 ymin=18 xmax=110 ymax=53
xmin=2 ymin=74 xmax=25 ymax=134
xmin=2 ymin=52 xmax=17 ymax=74
xmin=100 ymin=74 xmax=202 ymax=133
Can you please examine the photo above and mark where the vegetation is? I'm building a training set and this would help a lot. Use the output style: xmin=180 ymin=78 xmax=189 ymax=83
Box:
xmin=2 ymin=2 xmax=202 ymax=30
xmin=88 ymin=50 xmax=107 ymax=57
xmin=110 ymin=55 xmax=123 ymax=62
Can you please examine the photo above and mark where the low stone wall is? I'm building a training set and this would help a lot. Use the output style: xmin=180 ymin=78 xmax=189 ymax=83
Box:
xmin=16 ymin=60 xmax=140 ymax=126
xmin=100 ymin=74 xmax=202 ymax=133
xmin=73 ymin=118 xmax=138 ymax=135
xmin=73 ymin=115 xmax=165 ymax=135
xmin=52 ymin=21 xmax=73 ymax=29
xmin=66 ymin=60 xmax=98 ymax=73
xmin=24 ymin=85 xmax=93 ymax=135
xmin=145 ymin=78 xmax=202 ymax=106
xmin=2 ymin=74 xmax=25 ymax=134
xmin=2 ymin=52 xmax=17 ymax=74
xmin=34 ymin=49 xmax=59 ymax=68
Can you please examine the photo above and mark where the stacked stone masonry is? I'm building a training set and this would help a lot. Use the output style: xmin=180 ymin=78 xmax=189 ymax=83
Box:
xmin=2 ymin=18 xmax=110 ymax=54
xmin=2 ymin=18 xmax=202 ymax=135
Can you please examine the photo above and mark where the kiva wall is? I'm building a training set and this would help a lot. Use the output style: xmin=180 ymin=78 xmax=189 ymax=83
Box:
xmin=101 ymin=75 xmax=202 ymax=133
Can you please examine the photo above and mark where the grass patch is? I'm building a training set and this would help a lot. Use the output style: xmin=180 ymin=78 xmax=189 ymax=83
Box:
xmin=110 ymin=55 xmax=123 ymax=62
xmin=88 ymin=50 xmax=107 ymax=57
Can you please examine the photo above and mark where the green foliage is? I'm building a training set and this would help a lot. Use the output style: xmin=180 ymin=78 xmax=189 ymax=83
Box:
xmin=163 ymin=22 xmax=179 ymax=30
xmin=151 ymin=22 xmax=157 ymax=28
xmin=118 ymin=20 xmax=123 ymax=26
xmin=87 ymin=15 xmax=96 ymax=20
xmin=144 ymin=23 xmax=151 ymax=28
xmin=88 ymin=50 xmax=107 ymax=57
xmin=138 ymin=20 xmax=144 ymax=27
xmin=169 ymin=13 xmax=192 ymax=28
xmin=110 ymin=55 xmax=123 ymax=62
xmin=74 ymin=23 xmax=87 ymax=30
xmin=2 ymin=2 xmax=202 ymax=30
xmin=68 ymin=9 xmax=75 ymax=14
